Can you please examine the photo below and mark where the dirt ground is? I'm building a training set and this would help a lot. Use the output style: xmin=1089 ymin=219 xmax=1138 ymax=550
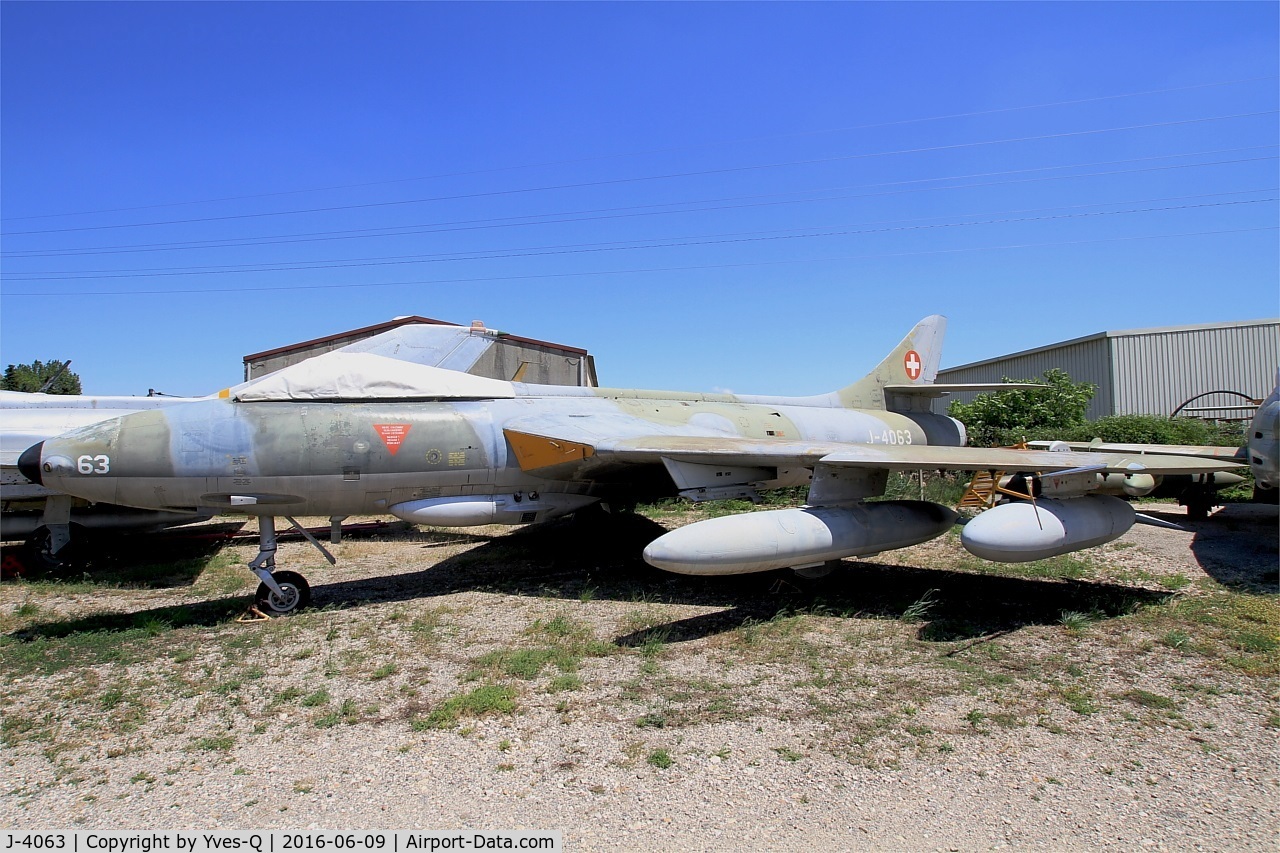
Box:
xmin=1 ymin=501 xmax=1276 ymax=849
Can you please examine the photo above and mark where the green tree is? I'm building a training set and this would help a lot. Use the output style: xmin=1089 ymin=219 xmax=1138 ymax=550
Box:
xmin=1057 ymin=414 xmax=1242 ymax=447
xmin=1 ymin=359 xmax=82 ymax=395
xmin=948 ymin=368 xmax=1095 ymax=447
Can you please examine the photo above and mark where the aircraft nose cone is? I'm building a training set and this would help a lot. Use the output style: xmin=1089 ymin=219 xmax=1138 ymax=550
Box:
xmin=17 ymin=441 xmax=44 ymax=485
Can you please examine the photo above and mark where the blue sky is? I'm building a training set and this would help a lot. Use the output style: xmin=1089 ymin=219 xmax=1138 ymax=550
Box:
xmin=2 ymin=2 xmax=1276 ymax=396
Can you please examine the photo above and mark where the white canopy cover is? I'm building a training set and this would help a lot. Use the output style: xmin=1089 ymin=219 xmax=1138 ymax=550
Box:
xmin=233 ymin=352 xmax=516 ymax=402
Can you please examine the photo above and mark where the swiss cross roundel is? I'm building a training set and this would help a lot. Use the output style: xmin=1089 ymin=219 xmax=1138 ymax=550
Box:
xmin=903 ymin=349 xmax=923 ymax=381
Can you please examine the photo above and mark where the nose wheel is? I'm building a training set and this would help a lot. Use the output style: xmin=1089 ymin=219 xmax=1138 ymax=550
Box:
xmin=254 ymin=570 xmax=311 ymax=616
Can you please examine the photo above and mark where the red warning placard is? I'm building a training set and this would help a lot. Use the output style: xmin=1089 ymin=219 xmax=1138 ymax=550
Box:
xmin=374 ymin=423 xmax=412 ymax=455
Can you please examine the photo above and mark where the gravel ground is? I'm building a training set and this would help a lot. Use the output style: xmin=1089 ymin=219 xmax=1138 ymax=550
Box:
xmin=1 ymin=502 xmax=1276 ymax=850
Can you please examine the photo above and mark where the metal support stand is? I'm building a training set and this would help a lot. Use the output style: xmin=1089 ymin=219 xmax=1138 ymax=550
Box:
xmin=329 ymin=515 xmax=347 ymax=544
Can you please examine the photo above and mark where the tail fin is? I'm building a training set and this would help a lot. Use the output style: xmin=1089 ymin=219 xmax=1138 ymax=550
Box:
xmin=834 ymin=315 xmax=946 ymax=410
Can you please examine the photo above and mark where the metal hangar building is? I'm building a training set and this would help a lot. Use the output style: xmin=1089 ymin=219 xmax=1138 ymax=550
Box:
xmin=933 ymin=318 xmax=1280 ymax=421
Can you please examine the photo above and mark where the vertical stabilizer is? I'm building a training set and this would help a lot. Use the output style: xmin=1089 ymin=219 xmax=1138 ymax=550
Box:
xmin=834 ymin=315 xmax=946 ymax=409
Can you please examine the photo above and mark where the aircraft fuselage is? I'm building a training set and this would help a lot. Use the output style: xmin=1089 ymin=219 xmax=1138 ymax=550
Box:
xmin=24 ymin=389 xmax=964 ymax=520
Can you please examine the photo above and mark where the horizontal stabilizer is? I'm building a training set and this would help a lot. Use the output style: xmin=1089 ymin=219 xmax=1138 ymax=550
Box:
xmin=882 ymin=382 xmax=1046 ymax=399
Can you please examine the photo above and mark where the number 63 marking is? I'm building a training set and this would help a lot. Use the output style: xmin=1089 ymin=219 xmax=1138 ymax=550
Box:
xmin=77 ymin=454 xmax=110 ymax=474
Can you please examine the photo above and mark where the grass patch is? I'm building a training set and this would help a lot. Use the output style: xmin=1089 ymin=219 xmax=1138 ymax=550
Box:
xmin=1144 ymin=593 xmax=1279 ymax=675
xmin=1123 ymin=689 xmax=1178 ymax=710
xmin=900 ymin=589 xmax=938 ymax=623
xmin=313 ymin=699 xmax=364 ymax=728
xmin=192 ymin=735 xmax=235 ymax=751
xmin=474 ymin=647 xmax=576 ymax=680
xmin=413 ymin=685 xmax=517 ymax=730
xmin=531 ymin=614 xmax=578 ymax=638
xmin=99 ymin=686 xmax=126 ymax=710
xmin=0 ymin=601 xmax=246 ymax=678
xmin=1059 ymin=611 xmax=1094 ymax=632
xmin=1061 ymin=686 xmax=1098 ymax=715
xmin=635 ymin=711 xmax=667 ymax=729
xmin=548 ymin=673 xmax=581 ymax=692
xmin=647 ymin=748 xmax=673 ymax=769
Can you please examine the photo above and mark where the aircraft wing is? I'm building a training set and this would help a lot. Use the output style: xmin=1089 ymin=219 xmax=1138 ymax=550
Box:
xmin=1026 ymin=440 xmax=1246 ymax=461
xmin=503 ymin=416 xmax=1243 ymax=478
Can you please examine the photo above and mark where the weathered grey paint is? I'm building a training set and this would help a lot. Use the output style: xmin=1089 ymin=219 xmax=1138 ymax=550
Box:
xmin=933 ymin=319 xmax=1280 ymax=421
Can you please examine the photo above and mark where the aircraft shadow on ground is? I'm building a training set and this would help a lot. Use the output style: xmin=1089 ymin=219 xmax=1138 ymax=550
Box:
xmin=0 ymin=519 xmax=467 ymax=589
xmin=1137 ymin=504 xmax=1279 ymax=594
xmin=8 ymin=514 xmax=1178 ymax=645
xmin=0 ymin=522 xmax=248 ymax=589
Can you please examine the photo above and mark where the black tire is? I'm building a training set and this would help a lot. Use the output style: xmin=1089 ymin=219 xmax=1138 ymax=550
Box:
xmin=1185 ymin=500 xmax=1211 ymax=521
xmin=23 ymin=524 xmax=86 ymax=574
xmin=253 ymin=570 xmax=311 ymax=616
xmin=1179 ymin=485 xmax=1215 ymax=521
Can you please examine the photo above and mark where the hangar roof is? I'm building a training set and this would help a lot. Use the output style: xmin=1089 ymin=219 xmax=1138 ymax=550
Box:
xmin=242 ymin=315 xmax=589 ymax=363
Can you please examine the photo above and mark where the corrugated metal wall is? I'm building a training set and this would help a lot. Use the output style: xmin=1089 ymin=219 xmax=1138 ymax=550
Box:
xmin=469 ymin=343 xmax=593 ymax=386
xmin=934 ymin=320 xmax=1280 ymax=421
xmin=935 ymin=336 xmax=1114 ymax=419
xmin=1110 ymin=321 xmax=1280 ymax=418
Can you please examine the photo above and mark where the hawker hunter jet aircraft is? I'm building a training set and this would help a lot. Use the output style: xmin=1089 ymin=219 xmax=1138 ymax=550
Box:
xmin=19 ymin=316 xmax=1239 ymax=615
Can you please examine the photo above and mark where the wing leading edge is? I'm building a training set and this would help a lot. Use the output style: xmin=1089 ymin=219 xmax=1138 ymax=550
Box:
xmin=504 ymin=421 xmax=1244 ymax=478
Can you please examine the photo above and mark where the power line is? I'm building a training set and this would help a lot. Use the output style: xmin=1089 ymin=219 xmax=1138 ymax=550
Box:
xmin=10 ymin=191 xmax=1274 ymax=277
xmin=8 ymin=200 xmax=1274 ymax=282
xmin=5 ymin=110 xmax=1275 ymax=237
xmin=6 ymin=227 xmax=1273 ymax=297
xmin=5 ymin=148 xmax=1275 ymax=259
xmin=4 ymin=74 xmax=1273 ymax=223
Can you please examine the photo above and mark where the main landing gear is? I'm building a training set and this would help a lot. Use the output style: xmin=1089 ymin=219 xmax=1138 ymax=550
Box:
xmin=245 ymin=516 xmax=336 ymax=617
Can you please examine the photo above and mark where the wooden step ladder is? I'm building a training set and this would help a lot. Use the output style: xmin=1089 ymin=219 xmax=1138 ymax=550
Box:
xmin=959 ymin=469 xmax=1004 ymax=509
